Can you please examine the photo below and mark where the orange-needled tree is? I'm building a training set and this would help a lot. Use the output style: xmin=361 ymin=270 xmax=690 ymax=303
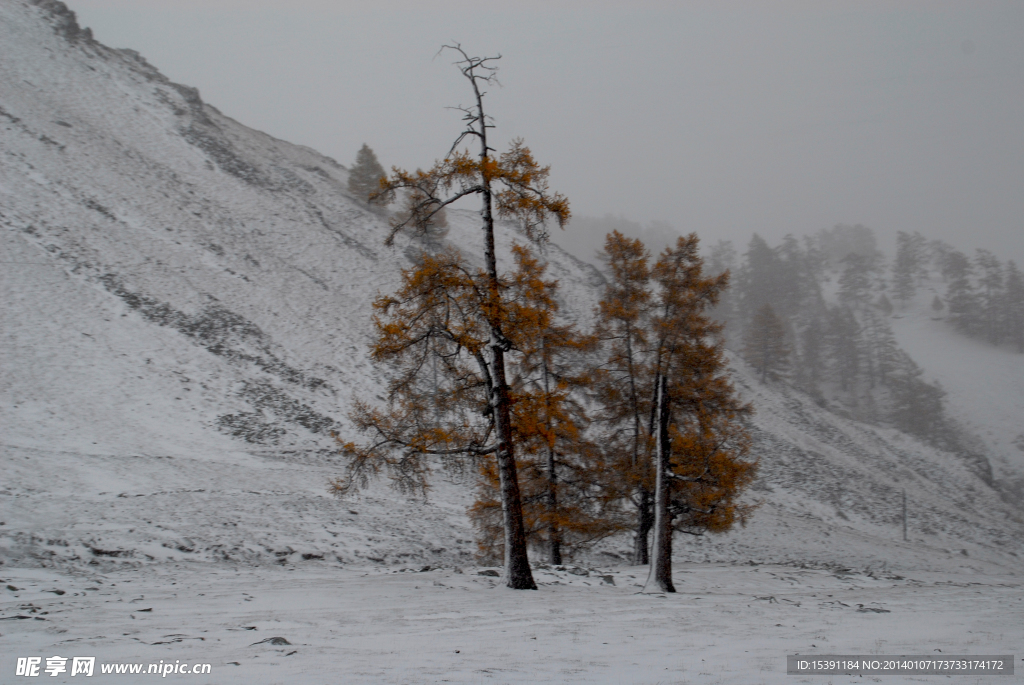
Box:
xmin=593 ymin=231 xmax=656 ymax=564
xmin=643 ymin=235 xmax=756 ymax=592
xmin=469 ymin=246 xmax=622 ymax=565
xmin=594 ymin=233 xmax=757 ymax=576
xmin=333 ymin=46 xmax=569 ymax=590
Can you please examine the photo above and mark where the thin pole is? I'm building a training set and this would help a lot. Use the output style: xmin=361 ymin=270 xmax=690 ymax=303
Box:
xmin=902 ymin=489 xmax=907 ymax=542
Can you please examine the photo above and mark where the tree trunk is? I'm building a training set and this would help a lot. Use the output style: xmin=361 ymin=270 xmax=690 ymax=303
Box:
xmin=471 ymin=64 xmax=536 ymax=589
xmin=481 ymin=174 xmax=536 ymax=589
xmin=644 ymin=376 xmax=675 ymax=593
xmin=632 ymin=489 xmax=652 ymax=565
xmin=635 ymin=360 xmax=665 ymax=567
xmin=624 ymin=329 xmax=652 ymax=566
xmin=542 ymin=344 xmax=562 ymax=565
xmin=547 ymin=442 xmax=562 ymax=565
xmin=484 ymin=223 xmax=536 ymax=589
xmin=491 ymin=345 xmax=537 ymax=589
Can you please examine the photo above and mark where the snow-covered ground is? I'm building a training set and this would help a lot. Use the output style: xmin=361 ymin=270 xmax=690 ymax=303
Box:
xmin=2 ymin=2 xmax=1022 ymax=682
xmin=3 ymin=562 xmax=1020 ymax=685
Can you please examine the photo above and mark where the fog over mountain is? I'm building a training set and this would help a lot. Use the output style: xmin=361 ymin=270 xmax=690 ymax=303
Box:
xmin=66 ymin=0 xmax=1024 ymax=266
xmin=2 ymin=2 xmax=1021 ymax=682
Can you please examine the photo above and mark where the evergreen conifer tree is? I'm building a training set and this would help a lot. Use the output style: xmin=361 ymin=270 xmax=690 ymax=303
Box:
xmin=706 ymin=240 xmax=739 ymax=337
xmin=910 ymin=232 xmax=930 ymax=282
xmin=824 ymin=305 xmax=861 ymax=392
xmin=815 ymin=224 xmax=878 ymax=269
xmin=892 ymin=231 xmax=918 ymax=303
xmin=975 ymin=249 xmax=1005 ymax=345
xmin=886 ymin=350 xmax=946 ymax=440
xmin=394 ymin=170 xmax=449 ymax=247
xmin=742 ymin=303 xmax=790 ymax=383
xmin=777 ymin=234 xmax=813 ymax=315
xmin=944 ymin=250 xmax=979 ymax=336
xmin=795 ymin=315 xmax=826 ymax=398
xmin=929 ymin=239 xmax=955 ymax=280
xmin=738 ymin=234 xmax=782 ymax=321
xmin=860 ymin=307 xmax=902 ymax=391
xmin=347 ymin=144 xmax=386 ymax=203
xmin=837 ymin=253 xmax=874 ymax=308
xmin=1005 ymin=261 xmax=1024 ymax=353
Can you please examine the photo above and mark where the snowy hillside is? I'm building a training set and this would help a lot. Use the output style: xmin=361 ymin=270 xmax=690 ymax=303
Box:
xmin=1 ymin=3 xmax=1022 ymax=681
xmin=4 ymin=3 xmax=1019 ymax=679
xmin=0 ymin=0 xmax=600 ymax=573
xmin=2 ymin=0 xmax=1021 ymax=576
xmin=887 ymin=283 xmax=1024 ymax=484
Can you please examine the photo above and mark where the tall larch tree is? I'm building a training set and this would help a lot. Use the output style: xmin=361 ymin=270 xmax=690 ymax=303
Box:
xmin=642 ymin=236 xmax=756 ymax=592
xmin=593 ymin=231 xmax=655 ymax=564
xmin=468 ymin=246 xmax=618 ymax=565
xmin=595 ymin=233 xmax=758 ymax=571
xmin=334 ymin=46 xmax=569 ymax=590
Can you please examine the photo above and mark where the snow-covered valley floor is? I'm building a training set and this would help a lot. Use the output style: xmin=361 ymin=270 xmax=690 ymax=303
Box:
xmin=3 ymin=561 xmax=1020 ymax=685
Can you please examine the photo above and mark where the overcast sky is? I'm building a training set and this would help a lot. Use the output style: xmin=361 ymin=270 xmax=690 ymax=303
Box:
xmin=66 ymin=0 xmax=1024 ymax=262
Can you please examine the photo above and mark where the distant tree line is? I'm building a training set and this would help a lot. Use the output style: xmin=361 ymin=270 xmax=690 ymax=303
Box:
xmin=705 ymin=224 xmax=1000 ymax=482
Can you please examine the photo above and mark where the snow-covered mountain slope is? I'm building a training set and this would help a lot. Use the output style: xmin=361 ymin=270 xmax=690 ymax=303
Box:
xmin=1 ymin=0 xmax=1021 ymax=586
xmin=886 ymin=284 xmax=1024 ymax=484
xmin=0 ymin=0 xmax=601 ymax=573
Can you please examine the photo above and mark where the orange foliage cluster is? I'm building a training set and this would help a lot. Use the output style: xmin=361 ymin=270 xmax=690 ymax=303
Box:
xmin=371 ymin=140 xmax=569 ymax=247
xmin=335 ymin=88 xmax=754 ymax=567
xmin=335 ymin=229 xmax=757 ymax=564
xmin=595 ymin=232 xmax=757 ymax=548
xmin=468 ymin=247 xmax=624 ymax=563
xmin=332 ymin=247 xmax=495 ymax=497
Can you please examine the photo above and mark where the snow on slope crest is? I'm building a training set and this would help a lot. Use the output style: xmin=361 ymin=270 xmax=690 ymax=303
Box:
xmin=1 ymin=0 xmax=1020 ymax=575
